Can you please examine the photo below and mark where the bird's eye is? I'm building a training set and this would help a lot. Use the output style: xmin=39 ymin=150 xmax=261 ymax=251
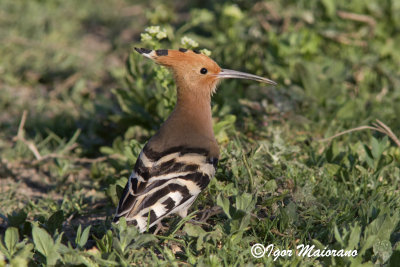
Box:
xmin=200 ymin=68 xmax=208 ymax=74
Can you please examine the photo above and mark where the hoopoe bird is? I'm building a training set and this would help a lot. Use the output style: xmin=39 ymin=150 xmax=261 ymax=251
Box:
xmin=113 ymin=47 xmax=276 ymax=232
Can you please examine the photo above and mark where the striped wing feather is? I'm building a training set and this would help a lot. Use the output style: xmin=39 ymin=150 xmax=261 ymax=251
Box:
xmin=113 ymin=145 xmax=218 ymax=232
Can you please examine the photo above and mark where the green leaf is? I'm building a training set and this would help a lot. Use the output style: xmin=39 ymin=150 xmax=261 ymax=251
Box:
xmin=321 ymin=0 xmax=336 ymax=17
xmin=47 ymin=210 xmax=64 ymax=235
xmin=183 ymin=223 xmax=206 ymax=237
xmin=336 ymin=101 xmax=360 ymax=120
xmin=390 ymin=243 xmax=400 ymax=267
xmin=312 ymin=239 xmax=325 ymax=249
xmin=283 ymin=201 xmax=298 ymax=224
xmin=324 ymin=163 xmax=341 ymax=176
xmin=9 ymin=257 xmax=29 ymax=267
xmin=32 ymin=226 xmax=53 ymax=257
xmin=100 ymin=146 xmax=115 ymax=155
xmin=75 ymin=225 xmax=82 ymax=246
xmin=133 ymin=234 xmax=157 ymax=249
xmin=235 ymin=193 xmax=254 ymax=212
xmin=265 ymin=180 xmax=277 ymax=193
xmin=347 ymin=224 xmax=361 ymax=251
xmin=93 ymin=230 xmax=113 ymax=254
xmin=79 ymin=225 xmax=91 ymax=248
xmin=365 ymin=211 xmax=399 ymax=242
xmin=334 ymin=225 xmax=344 ymax=247
xmin=217 ymin=194 xmax=231 ymax=219
xmin=7 ymin=211 xmax=27 ymax=228
xmin=360 ymin=235 xmax=378 ymax=256
xmin=230 ymin=231 xmax=243 ymax=245
xmin=373 ymin=240 xmax=392 ymax=263
xmin=363 ymin=144 xmax=375 ymax=169
xmin=371 ymin=136 xmax=388 ymax=160
xmin=32 ymin=226 xmax=60 ymax=266
xmin=4 ymin=227 xmax=19 ymax=256
xmin=294 ymin=62 xmax=319 ymax=97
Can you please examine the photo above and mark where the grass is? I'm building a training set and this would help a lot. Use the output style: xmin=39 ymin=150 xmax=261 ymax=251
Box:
xmin=1 ymin=0 xmax=400 ymax=266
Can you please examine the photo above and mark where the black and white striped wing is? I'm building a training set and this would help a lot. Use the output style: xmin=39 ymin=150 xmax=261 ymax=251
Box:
xmin=113 ymin=146 xmax=218 ymax=232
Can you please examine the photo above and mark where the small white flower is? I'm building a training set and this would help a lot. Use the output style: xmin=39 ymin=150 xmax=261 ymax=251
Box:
xmin=143 ymin=26 xmax=167 ymax=40
xmin=200 ymin=49 xmax=211 ymax=56
xmin=156 ymin=31 xmax=167 ymax=40
xmin=145 ymin=26 xmax=161 ymax=34
xmin=140 ymin=33 xmax=152 ymax=42
xmin=181 ymin=36 xmax=199 ymax=48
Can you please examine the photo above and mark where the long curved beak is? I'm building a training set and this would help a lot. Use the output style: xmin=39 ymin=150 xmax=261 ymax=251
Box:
xmin=217 ymin=69 xmax=277 ymax=85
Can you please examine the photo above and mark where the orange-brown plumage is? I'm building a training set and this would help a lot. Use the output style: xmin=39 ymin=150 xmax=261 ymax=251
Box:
xmin=145 ymin=49 xmax=221 ymax=98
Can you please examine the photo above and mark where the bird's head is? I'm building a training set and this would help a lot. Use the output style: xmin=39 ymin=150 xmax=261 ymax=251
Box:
xmin=135 ymin=47 xmax=276 ymax=97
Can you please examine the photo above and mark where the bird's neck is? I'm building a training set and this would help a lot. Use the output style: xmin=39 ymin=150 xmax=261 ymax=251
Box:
xmin=173 ymin=91 xmax=213 ymax=137
xmin=148 ymin=86 xmax=217 ymax=155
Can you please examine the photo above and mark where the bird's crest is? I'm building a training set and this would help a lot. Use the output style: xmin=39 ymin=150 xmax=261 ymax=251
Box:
xmin=134 ymin=47 xmax=220 ymax=72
